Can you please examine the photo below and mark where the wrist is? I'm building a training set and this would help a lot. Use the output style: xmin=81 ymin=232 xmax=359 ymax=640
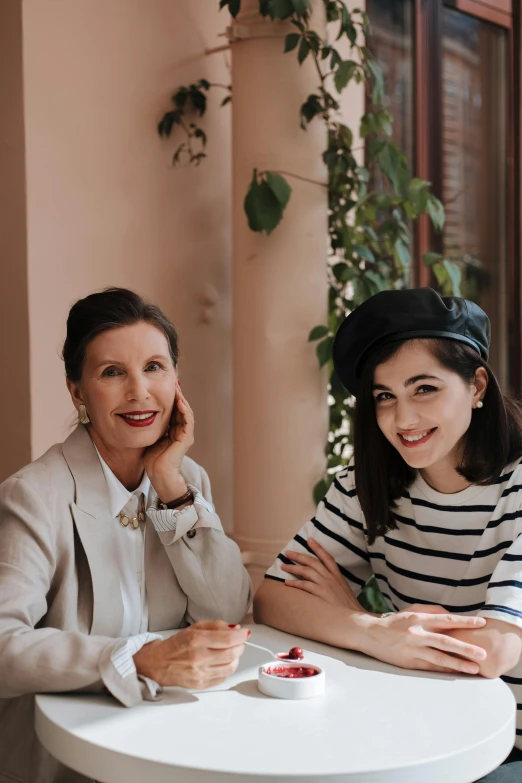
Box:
xmin=153 ymin=475 xmax=188 ymax=505
xmin=346 ymin=611 xmax=386 ymax=657
xmin=133 ymin=639 xmax=163 ymax=682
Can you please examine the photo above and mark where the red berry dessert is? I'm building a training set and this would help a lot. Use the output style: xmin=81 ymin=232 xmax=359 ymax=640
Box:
xmin=277 ymin=646 xmax=304 ymax=660
xmin=266 ymin=665 xmax=318 ymax=679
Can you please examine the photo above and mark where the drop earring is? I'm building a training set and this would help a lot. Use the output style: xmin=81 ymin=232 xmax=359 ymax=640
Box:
xmin=78 ymin=404 xmax=91 ymax=425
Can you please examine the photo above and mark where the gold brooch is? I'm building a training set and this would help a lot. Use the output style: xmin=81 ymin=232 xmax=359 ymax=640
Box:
xmin=119 ymin=495 xmax=146 ymax=530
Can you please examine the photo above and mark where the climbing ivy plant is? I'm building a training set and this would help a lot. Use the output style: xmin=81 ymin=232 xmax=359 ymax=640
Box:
xmin=158 ymin=0 xmax=460 ymax=508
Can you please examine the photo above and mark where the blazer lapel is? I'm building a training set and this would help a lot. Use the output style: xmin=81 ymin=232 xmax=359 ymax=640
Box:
xmin=62 ymin=426 xmax=124 ymax=637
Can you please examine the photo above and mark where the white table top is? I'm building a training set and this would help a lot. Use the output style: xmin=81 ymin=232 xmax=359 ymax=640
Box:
xmin=35 ymin=624 xmax=516 ymax=783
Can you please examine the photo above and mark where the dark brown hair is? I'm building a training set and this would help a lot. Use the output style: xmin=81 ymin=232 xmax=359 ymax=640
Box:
xmin=62 ymin=287 xmax=179 ymax=382
xmin=353 ymin=338 xmax=522 ymax=544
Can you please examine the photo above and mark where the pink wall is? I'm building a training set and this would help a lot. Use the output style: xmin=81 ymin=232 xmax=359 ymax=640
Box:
xmin=21 ymin=0 xmax=234 ymax=526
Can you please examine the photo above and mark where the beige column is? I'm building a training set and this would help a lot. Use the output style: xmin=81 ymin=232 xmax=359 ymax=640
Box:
xmin=230 ymin=1 xmax=329 ymax=589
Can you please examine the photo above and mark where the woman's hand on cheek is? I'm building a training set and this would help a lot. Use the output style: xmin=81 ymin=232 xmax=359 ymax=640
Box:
xmin=143 ymin=384 xmax=194 ymax=502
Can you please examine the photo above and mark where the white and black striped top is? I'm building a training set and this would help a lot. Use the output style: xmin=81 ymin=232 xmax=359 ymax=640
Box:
xmin=266 ymin=460 xmax=522 ymax=748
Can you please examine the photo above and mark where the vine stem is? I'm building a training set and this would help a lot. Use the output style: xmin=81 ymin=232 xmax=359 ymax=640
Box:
xmin=258 ymin=169 xmax=327 ymax=188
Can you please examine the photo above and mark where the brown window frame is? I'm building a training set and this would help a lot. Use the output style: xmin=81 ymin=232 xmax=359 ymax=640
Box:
xmin=413 ymin=0 xmax=521 ymax=394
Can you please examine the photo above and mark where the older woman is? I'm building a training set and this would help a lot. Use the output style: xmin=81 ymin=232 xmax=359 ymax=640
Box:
xmin=0 ymin=287 xmax=251 ymax=783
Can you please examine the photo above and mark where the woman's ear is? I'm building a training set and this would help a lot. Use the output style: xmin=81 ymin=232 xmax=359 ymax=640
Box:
xmin=472 ymin=367 xmax=488 ymax=406
xmin=66 ymin=378 xmax=84 ymax=409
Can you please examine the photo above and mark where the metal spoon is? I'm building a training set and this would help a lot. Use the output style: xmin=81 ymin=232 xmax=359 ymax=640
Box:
xmin=245 ymin=641 xmax=279 ymax=660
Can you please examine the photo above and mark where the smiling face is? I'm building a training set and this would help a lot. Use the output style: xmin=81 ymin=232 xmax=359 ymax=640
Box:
xmin=67 ymin=321 xmax=177 ymax=454
xmin=372 ymin=340 xmax=487 ymax=478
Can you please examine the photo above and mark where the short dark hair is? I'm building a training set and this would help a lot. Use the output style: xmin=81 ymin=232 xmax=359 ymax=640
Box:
xmin=353 ymin=338 xmax=522 ymax=544
xmin=63 ymin=287 xmax=179 ymax=382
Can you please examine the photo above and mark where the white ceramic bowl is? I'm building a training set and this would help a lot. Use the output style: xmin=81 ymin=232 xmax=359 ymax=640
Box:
xmin=257 ymin=660 xmax=325 ymax=700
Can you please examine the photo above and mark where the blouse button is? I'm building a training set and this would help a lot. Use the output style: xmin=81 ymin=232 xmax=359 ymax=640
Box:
xmin=187 ymin=529 xmax=197 ymax=539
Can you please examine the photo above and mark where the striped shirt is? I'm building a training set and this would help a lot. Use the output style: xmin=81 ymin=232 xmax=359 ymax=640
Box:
xmin=266 ymin=460 xmax=522 ymax=748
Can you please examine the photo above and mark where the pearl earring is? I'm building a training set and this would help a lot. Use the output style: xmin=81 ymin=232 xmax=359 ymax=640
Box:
xmin=476 ymin=400 xmax=484 ymax=409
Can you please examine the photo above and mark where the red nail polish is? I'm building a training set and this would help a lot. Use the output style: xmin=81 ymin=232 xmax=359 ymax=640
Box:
xmin=228 ymin=624 xmax=239 ymax=628
xmin=247 ymin=629 xmax=252 ymax=638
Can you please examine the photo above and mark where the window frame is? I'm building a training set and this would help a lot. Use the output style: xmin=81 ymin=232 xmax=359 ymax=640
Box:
xmin=412 ymin=0 xmax=521 ymax=393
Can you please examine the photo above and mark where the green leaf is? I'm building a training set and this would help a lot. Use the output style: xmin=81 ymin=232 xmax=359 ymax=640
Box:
xmin=364 ymin=270 xmax=388 ymax=293
xmin=243 ymin=171 xmax=284 ymax=234
xmin=330 ymin=49 xmax=342 ymax=69
xmin=321 ymin=43 xmax=332 ymax=60
xmin=193 ymin=127 xmax=207 ymax=146
xmin=292 ymin=0 xmax=312 ymax=16
xmin=359 ymin=576 xmax=391 ymax=613
xmin=442 ymin=259 xmax=461 ymax=295
xmin=308 ymin=325 xmax=330 ymax=341
xmin=368 ymin=59 xmax=384 ymax=104
xmin=221 ymin=95 xmax=232 ymax=107
xmin=353 ymin=244 xmax=375 ymax=263
xmin=338 ymin=4 xmax=356 ymax=43
xmin=172 ymin=87 xmax=189 ymax=108
xmin=377 ymin=143 xmax=410 ymax=194
xmin=332 ymin=262 xmax=356 ymax=283
xmin=433 ymin=259 xmax=462 ymax=296
xmin=219 ymin=0 xmax=241 ymax=14
xmin=407 ymin=177 xmax=429 ymax=214
xmin=393 ymin=238 xmax=410 ymax=270
xmin=284 ymin=33 xmax=300 ymax=52
xmin=157 ymin=110 xmax=182 ymax=137
xmin=325 ymin=1 xmax=339 ymax=23
xmin=265 ymin=171 xmax=292 ymax=207
xmin=268 ymin=0 xmax=294 ymax=19
xmin=298 ymin=38 xmax=310 ymax=64
xmin=427 ymin=194 xmax=445 ymax=232
xmin=432 ymin=258 xmax=461 ymax=296
xmin=300 ymin=94 xmax=323 ymax=126
xmin=423 ymin=251 xmax=443 ymax=268
xmin=334 ymin=60 xmax=357 ymax=93
xmin=353 ymin=275 xmax=376 ymax=305
xmin=316 ymin=336 xmax=334 ymax=368
xmin=313 ymin=478 xmax=330 ymax=507
xmin=188 ymin=86 xmax=207 ymax=115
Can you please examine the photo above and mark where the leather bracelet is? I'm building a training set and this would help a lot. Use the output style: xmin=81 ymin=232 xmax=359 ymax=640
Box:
xmin=159 ymin=488 xmax=194 ymax=510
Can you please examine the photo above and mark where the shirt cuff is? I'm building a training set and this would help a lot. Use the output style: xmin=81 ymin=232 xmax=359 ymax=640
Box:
xmin=110 ymin=632 xmax=163 ymax=682
xmin=148 ymin=484 xmax=213 ymax=533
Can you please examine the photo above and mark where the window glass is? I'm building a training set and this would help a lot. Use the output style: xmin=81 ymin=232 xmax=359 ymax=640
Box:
xmin=366 ymin=0 xmax=414 ymax=168
xmin=441 ymin=8 xmax=509 ymax=386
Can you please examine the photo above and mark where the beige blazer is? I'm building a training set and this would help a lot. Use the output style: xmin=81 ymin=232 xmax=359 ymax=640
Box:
xmin=0 ymin=425 xmax=251 ymax=783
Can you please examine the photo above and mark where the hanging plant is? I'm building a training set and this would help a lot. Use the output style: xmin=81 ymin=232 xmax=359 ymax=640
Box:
xmin=158 ymin=0 xmax=460 ymax=505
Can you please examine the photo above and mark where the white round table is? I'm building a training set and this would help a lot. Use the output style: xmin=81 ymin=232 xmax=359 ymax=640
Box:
xmin=35 ymin=624 xmax=516 ymax=783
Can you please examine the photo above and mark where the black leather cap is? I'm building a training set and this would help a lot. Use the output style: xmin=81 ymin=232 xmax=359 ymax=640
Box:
xmin=332 ymin=288 xmax=490 ymax=397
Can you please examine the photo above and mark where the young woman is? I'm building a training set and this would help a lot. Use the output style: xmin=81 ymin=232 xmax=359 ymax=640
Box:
xmin=0 ymin=288 xmax=251 ymax=783
xmin=254 ymin=288 xmax=522 ymax=782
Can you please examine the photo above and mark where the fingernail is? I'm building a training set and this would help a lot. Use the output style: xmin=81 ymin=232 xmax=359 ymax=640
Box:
xmin=228 ymin=624 xmax=240 ymax=628
xmin=247 ymin=630 xmax=251 ymax=638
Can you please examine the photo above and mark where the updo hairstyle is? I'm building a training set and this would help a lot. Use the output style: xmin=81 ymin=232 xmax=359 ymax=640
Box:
xmin=62 ymin=288 xmax=179 ymax=382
